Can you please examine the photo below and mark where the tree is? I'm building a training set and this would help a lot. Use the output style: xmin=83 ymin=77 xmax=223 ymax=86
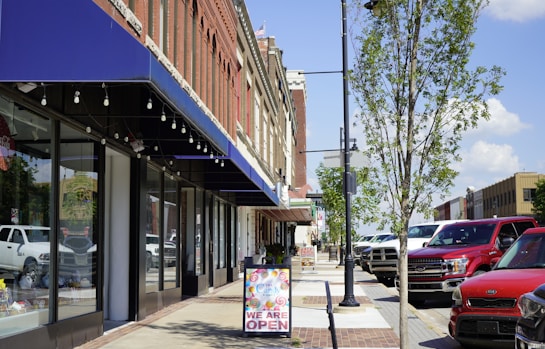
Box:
xmin=349 ymin=0 xmax=504 ymax=347
xmin=316 ymin=164 xmax=379 ymax=245
xmin=532 ymin=179 xmax=545 ymax=224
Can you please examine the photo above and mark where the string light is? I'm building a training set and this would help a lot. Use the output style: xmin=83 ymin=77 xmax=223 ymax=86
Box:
xmin=102 ymin=83 xmax=109 ymax=107
xmin=86 ymin=126 xmax=92 ymax=133
xmin=220 ymin=159 xmax=224 ymax=167
xmin=114 ymin=132 xmax=119 ymax=139
xmin=147 ymin=97 xmax=153 ymax=110
xmin=181 ymin=122 xmax=186 ymax=134
xmin=171 ymin=115 xmax=177 ymax=130
xmin=210 ymin=151 xmax=214 ymax=159
xmin=154 ymin=145 xmax=159 ymax=152
xmin=189 ymin=132 xmax=194 ymax=144
xmin=203 ymin=143 xmax=208 ymax=153
xmin=40 ymin=83 xmax=47 ymax=106
xmin=196 ymin=141 xmax=201 ymax=150
xmin=161 ymin=105 xmax=166 ymax=122
xmin=73 ymin=90 xmax=80 ymax=104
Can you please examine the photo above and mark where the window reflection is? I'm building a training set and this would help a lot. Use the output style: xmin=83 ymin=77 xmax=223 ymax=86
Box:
xmin=58 ymin=125 xmax=98 ymax=320
xmin=0 ymin=96 xmax=51 ymax=335
xmin=164 ymin=176 xmax=177 ymax=289
xmin=145 ymin=166 xmax=160 ymax=293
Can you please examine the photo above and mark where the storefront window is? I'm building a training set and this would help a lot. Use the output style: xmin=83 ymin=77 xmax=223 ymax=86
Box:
xmin=219 ymin=202 xmax=225 ymax=268
xmin=58 ymin=124 xmax=98 ymax=320
xmin=145 ymin=166 xmax=161 ymax=293
xmin=0 ymin=97 xmax=51 ymax=336
xmin=163 ymin=176 xmax=177 ymax=289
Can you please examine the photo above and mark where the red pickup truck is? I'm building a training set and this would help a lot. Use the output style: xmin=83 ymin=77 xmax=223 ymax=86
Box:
xmin=450 ymin=226 xmax=545 ymax=348
xmin=403 ymin=217 xmax=538 ymax=305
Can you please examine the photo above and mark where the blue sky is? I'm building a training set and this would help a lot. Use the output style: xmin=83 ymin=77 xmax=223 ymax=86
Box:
xmin=245 ymin=0 xmax=545 ymax=225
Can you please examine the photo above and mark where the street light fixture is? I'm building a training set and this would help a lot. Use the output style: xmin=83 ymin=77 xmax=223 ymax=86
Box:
xmin=339 ymin=0 xmax=379 ymax=307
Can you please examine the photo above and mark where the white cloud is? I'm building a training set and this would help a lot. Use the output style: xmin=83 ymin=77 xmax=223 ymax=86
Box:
xmin=486 ymin=0 xmax=545 ymax=22
xmin=471 ymin=98 xmax=531 ymax=137
xmin=460 ymin=140 xmax=520 ymax=175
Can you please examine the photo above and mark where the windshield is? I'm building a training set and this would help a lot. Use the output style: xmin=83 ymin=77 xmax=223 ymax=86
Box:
xmin=27 ymin=228 xmax=50 ymax=242
xmin=495 ymin=234 xmax=545 ymax=269
xmin=427 ymin=223 xmax=496 ymax=247
xmin=371 ymin=234 xmax=393 ymax=243
xmin=408 ymin=225 xmax=438 ymax=239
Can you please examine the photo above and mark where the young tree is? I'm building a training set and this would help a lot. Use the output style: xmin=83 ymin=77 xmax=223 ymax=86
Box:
xmin=315 ymin=164 xmax=379 ymax=246
xmin=349 ymin=0 xmax=504 ymax=347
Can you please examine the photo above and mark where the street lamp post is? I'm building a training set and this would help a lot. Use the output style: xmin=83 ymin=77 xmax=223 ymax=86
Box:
xmin=339 ymin=0 xmax=358 ymax=307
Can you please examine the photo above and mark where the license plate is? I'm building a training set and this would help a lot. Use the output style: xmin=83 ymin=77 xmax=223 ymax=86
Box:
xmin=477 ymin=321 xmax=498 ymax=334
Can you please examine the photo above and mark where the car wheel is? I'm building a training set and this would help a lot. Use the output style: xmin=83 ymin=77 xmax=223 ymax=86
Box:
xmin=146 ymin=252 xmax=152 ymax=271
xmin=21 ymin=260 xmax=39 ymax=288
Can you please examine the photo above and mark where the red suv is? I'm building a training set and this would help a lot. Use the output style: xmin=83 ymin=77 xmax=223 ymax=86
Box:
xmin=450 ymin=226 xmax=545 ymax=348
xmin=404 ymin=217 xmax=538 ymax=304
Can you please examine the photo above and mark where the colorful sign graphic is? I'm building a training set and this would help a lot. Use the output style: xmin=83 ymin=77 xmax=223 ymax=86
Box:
xmin=300 ymin=246 xmax=316 ymax=268
xmin=243 ymin=267 xmax=291 ymax=335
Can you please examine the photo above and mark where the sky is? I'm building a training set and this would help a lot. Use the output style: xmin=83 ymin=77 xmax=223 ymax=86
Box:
xmin=245 ymin=0 xmax=545 ymax=228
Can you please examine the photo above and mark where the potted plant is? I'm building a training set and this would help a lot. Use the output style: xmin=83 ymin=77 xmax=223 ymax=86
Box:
xmin=264 ymin=243 xmax=285 ymax=264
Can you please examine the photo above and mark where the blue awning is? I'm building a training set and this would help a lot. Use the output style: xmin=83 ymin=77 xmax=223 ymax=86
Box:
xmin=0 ymin=0 xmax=279 ymax=206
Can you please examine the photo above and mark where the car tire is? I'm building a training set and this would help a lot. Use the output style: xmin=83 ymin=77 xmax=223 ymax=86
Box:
xmin=21 ymin=260 xmax=39 ymax=288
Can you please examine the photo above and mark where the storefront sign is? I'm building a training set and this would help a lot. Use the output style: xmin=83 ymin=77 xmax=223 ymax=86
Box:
xmin=300 ymin=246 xmax=316 ymax=269
xmin=243 ymin=266 xmax=291 ymax=336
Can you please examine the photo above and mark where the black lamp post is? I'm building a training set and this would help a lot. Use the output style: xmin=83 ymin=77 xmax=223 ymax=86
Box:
xmin=339 ymin=0 xmax=379 ymax=307
xmin=339 ymin=0 xmax=358 ymax=307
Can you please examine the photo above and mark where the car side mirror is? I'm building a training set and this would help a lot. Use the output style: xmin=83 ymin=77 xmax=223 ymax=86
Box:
xmin=501 ymin=237 xmax=515 ymax=249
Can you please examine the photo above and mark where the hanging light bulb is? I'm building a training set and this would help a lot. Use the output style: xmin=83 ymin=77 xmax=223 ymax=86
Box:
xmin=137 ymin=153 xmax=141 ymax=159
xmin=220 ymin=159 xmax=225 ymax=167
xmin=188 ymin=133 xmax=194 ymax=143
xmin=124 ymin=136 xmax=129 ymax=143
xmin=147 ymin=97 xmax=153 ymax=110
xmin=40 ymin=83 xmax=47 ymax=106
xmin=86 ymin=126 xmax=92 ymax=133
xmin=154 ymin=145 xmax=159 ymax=152
xmin=181 ymin=122 xmax=186 ymax=134
xmin=171 ymin=116 xmax=177 ymax=130
xmin=161 ymin=109 xmax=166 ymax=122
xmin=169 ymin=160 xmax=173 ymax=166
xmin=101 ymin=138 xmax=106 ymax=145
xmin=177 ymin=171 xmax=181 ymax=176
xmin=102 ymin=83 xmax=109 ymax=106
xmin=196 ymin=141 xmax=201 ymax=150
xmin=147 ymin=155 xmax=151 ymax=161
xmin=203 ymin=143 xmax=208 ymax=153
xmin=215 ymin=157 xmax=219 ymax=164
xmin=74 ymin=90 xmax=80 ymax=104
xmin=114 ymin=132 xmax=119 ymax=139
xmin=162 ymin=166 xmax=166 ymax=171
xmin=210 ymin=151 xmax=214 ymax=159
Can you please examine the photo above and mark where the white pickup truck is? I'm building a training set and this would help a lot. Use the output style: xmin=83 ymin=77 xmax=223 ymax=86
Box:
xmin=0 ymin=225 xmax=96 ymax=288
xmin=368 ymin=220 xmax=466 ymax=286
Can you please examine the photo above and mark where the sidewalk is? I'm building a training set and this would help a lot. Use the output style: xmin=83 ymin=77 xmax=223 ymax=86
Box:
xmin=76 ymin=253 xmax=458 ymax=349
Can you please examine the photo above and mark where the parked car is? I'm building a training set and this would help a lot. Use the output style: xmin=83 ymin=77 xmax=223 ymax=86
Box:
xmin=450 ymin=226 xmax=545 ymax=348
xmin=404 ymin=216 xmax=537 ymax=304
xmin=369 ymin=220 xmax=464 ymax=286
xmin=516 ymin=281 xmax=545 ymax=348
xmin=353 ymin=233 xmax=394 ymax=267
xmin=146 ymin=234 xmax=176 ymax=271
xmin=58 ymin=233 xmax=97 ymax=287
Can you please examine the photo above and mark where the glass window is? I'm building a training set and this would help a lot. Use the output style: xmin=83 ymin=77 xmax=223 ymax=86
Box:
xmin=219 ymin=202 xmax=225 ymax=268
xmin=145 ymin=166 xmax=161 ymax=293
xmin=58 ymin=124 xmax=98 ymax=320
xmin=0 ymin=98 xmax=52 ymax=335
xmin=163 ymin=175 xmax=177 ymax=289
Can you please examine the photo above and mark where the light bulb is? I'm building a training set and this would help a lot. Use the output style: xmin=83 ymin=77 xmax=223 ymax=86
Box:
xmin=147 ymin=155 xmax=151 ymax=161
xmin=171 ymin=119 xmax=177 ymax=129
xmin=177 ymin=171 xmax=181 ymax=176
xmin=181 ymin=123 xmax=186 ymax=134
xmin=220 ymin=160 xmax=224 ymax=167
xmin=210 ymin=151 xmax=214 ymax=159
xmin=114 ymin=132 xmax=119 ymax=139
xmin=203 ymin=144 xmax=208 ymax=153
xmin=161 ymin=111 xmax=166 ymax=122
xmin=162 ymin=166 xmax=166 ymax=171
xmin=169 ymin=160 xmax=173 ymax=166
xmin=147 ymin=98 xmax=153 ymax=109
xmin=86 ymin=126 xmax=92 ymax=133
xmin=124 ymin=136 xmax=129 ymax=142
xmin=154 ymin=145 xmax=159 ymax=152
xmin=137 ymin=153 xmax=141 ymax=159
xmin=196 ymin=141 xmax=201 ymax=150
xmin=103 ymin=95 xmax=109 ymax=106
xmin=74 ymin=91 xmax=80 ymax=104
xmin=215 ymin=157 xmax=219 ymax=164
xmin=41 ymin=95 xmax=47 ymax=106
xmin=189 ymin=133 xmax=194 ymax=143
xmin=101 ymin=138 xmax=106 ymax=145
